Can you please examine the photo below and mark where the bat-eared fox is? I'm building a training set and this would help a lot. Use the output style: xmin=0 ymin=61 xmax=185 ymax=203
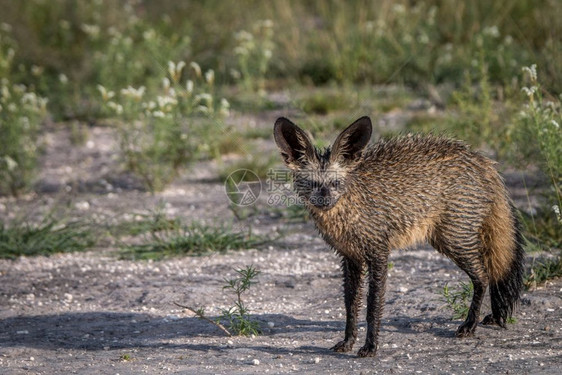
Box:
xmin=273 ymin=116 xmax=524 ymax=357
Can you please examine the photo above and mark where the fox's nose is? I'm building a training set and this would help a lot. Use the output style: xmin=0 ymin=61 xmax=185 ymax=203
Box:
xmin=313 ymin=186 xmax=333 ymax=208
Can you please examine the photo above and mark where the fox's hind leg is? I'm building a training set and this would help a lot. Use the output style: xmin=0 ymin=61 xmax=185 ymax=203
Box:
xmin=431 ymin=230 xmax=489 ymax=337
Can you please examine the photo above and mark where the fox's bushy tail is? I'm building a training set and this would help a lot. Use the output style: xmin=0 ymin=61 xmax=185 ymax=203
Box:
xmin=486 ymin=204 xmax=525 ymax=326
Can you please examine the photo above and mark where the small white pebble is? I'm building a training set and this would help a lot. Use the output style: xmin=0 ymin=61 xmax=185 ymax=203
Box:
xmin=267 ymin=322 xmax=275 ymax=328
xmin=17 ymin=330 xmax=29 ymax=335
xmin=252 ymin=359 xmax=260 ymax=365
xmin=314 ymin=357 xmax=320 ymax=364
xmin=227 ymin=340 xmax=234 ymax=345
xmin=30 ymin=357 xmax=35 ymax=361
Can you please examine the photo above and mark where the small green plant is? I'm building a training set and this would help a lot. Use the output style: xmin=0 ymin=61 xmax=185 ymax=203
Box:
xmin=0 ymin=215 xmax=95 ymax=259
xmin=100 ymin=60 xmax=230 ymax=191
xmin=520 ymin=207 xmax=562 ymax=251
xmin=233 ymin=20 xmax=274 ymax=94
xmin=441 ymin=281 xmax=473 ymax=320
xmin=447 ymin=57 xmax=502 ymax=149
xmin=220 ymin=265 xmax=262 ymax=336
xmin=119 ymin=353 xmax=133 ymax=362
xmin=175 ymin=265 xmax=262 ymax=337
xmin=120 ymin=221 xmax=264 ymax=260
xmin=524 ymin=252 xmax=562 ymax=290
xmin=0 ymin=25 xmax=48 ymax=195
xmin=515 ymin=65 xmax=561 ymax=225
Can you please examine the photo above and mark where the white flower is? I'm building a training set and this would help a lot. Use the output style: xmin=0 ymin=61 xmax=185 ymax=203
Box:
xmin=1 ymin=23 xmax=13 ymax=32
xmin=552 ymin=204 xmax=561 ymax=222
xmin=196 ymin=105 xmax=209 ymax=113
xmin=168 ymin=61 xmax=186 ymax=82
xmin=13 ymin=84 xmax=26 ymax=94
xmin=97 ymin=85 xmax=115 ymax=101
xmin=3 ymin=156 xmax=17 ymax=171
xmin=31 ymin=65 xmax=44 ymax=76
xmin=120 ymin=85 xmax=145 ymax=101
xmin=152 ymin=110 xmax=165 ymax=118
xmin=59 ymin=74 xmax=68 ymax=84
xmin=186 ymin=80 xmax=194 ymax=94
xmin=418 ymin=33 xmax=429 ymax=45
xmin=219 ymin=98 xmax=230 ymax=117
xmin=483 ymin=26 xmax=500 ymax=38
xmin=195 ymin=93 xmax=213 ymax=106
xmin=81 ymin=23 xmax=100 ymax=38
xmin=551 ymin=120 xmax=559 ymax=129
xmin=205 ymin=69 xmax=214 ymax=84
xmin=143 ymin=29 xmax=156 ymax=40
xmin=235 ymin=30 xmax=253 ymax=42
xmin=522 ymin=64 xmax=537 ymax=82
xmin=38 ymin=97 xmax=48 ymax=112
xmin=162 ymin=77 xmax=171 ymax=90
xmin=521 ymin=86 xmax=537 ymax=97
xmin=1 ymin=84 xmax=10 ymax=99
xmin=21 ymin=92 xmax=38 ymax=106
xmin=156 ymin=95 xmax=177 ymax=111
xmin=190 ymin=62 xmax=202 ymax=77
xmin=230 ymin=69 xmax=241 ymax=80
xmin=234 ymin=46 xmax=248 ymax=56
xmin=107 ymin=101 xmax=123 ymax=114
xmin=143 ymin=101 xmax=156 ymax=110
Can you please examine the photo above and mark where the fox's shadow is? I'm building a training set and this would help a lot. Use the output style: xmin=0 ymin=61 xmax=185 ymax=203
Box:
xmin=0 ymin=310 xmax=464 ymax=354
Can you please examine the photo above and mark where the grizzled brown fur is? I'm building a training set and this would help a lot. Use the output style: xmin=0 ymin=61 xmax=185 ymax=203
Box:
xmin=273 ymin=116 xmax=524 ymax=357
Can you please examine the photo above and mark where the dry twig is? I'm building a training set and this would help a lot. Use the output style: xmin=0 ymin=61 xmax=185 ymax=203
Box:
xmin=173 ymin=301 xmax=232 ymax=337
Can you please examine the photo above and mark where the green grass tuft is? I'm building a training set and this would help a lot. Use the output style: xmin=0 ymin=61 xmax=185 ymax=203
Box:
xmin=525 ymin=252 xmax=562 ymax=290
xmin=0 ymin=216 xmax=95 ymax=259
xmin=120 ymin=222 xmax=265 ymax=260
xmin=441 ymin=281 xmax=473 ymax=321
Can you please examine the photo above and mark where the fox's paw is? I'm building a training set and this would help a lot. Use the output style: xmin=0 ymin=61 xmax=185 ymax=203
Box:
xmin=331 ymin=339 xmax=355 ymax=353
xmin=455 ymin=320 xmax=477 ymax=337
xmin=357 ymin=344 xmax=377 ymax=357
xmin=481 ymin=314 xmax=507 ymax=328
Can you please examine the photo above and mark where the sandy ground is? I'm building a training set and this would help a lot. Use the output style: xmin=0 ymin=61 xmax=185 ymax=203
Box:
xmin=0 ymin=106 xmax=561 ymax=374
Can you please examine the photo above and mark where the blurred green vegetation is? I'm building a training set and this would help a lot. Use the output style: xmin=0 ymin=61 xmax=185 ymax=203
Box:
xmin=2 ymin=0 xmax=561 ymax=118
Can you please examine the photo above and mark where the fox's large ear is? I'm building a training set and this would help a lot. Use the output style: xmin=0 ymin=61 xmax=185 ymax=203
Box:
xmin=274 ymin=117 xmax=316 ymax=169
xmin=331 ymin=116 xmax=372 ymax=163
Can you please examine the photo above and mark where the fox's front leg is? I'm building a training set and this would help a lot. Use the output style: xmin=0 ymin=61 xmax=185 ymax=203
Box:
xmin=357 ymin=252 xmax=388 ymax=357
xmin=331 ymin=256 xmax=363 ymax=353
